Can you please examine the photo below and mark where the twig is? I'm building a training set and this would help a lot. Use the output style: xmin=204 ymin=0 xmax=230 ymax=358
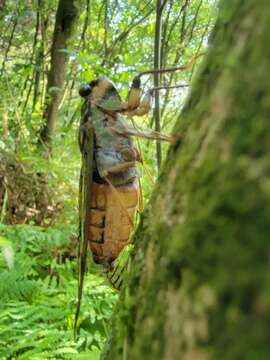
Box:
xmin=138 ymin=54 xmax=204 ymax=78
xmin=0 ymin=18 xmax=17 ymax=77
xmin=0 ymin=177 xmax=8 ymax=224
xmin=4 ymin=73 xmax=25 ymax=142
xmin=151 ymin=84 xmax=189 ymax=91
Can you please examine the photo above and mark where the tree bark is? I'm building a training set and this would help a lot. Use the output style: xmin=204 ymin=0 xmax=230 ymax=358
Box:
xmin=104 ymin=0 xmax=270 ymax=359
xmin=39 ymin=0 xmax=79 ymax=152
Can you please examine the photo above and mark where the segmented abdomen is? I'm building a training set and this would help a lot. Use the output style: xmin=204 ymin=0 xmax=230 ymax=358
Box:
xmin=88 ymin=181 xmax=138 ymax=265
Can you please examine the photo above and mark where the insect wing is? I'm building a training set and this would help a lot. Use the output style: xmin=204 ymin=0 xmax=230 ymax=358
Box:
xmin=75 ymin=115 xmax=94 ymax=334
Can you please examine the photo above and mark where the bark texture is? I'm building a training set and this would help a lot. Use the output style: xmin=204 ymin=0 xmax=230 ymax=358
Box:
xmin=39 ymin=0 xmax=79 ymax=150
xmin=104 ymin=0 xmax=270 ymax=359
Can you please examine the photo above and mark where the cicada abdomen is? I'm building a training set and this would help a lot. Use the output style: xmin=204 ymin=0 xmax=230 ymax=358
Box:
xmin=88 ymin=180 xmax=138 ymax=266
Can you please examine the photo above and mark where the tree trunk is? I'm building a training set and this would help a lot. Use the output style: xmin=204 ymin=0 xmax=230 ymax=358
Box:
xmin=153 ymin=0 xmax=167 ymax=171
xmin=104 ymin=0 xmax=270 ymax=359
xmin=39 ymin=0 xmax=79 ymax=152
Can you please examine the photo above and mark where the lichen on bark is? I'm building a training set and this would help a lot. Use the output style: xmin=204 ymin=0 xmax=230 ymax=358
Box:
xmin=103 ymin=0 xmax=270 ymax=359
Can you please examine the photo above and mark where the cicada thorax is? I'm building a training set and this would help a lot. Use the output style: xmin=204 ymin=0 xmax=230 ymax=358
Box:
xmin=87 ymin=179 xmax=138 ymax=266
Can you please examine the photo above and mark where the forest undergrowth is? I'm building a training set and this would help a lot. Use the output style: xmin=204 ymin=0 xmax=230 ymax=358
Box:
xmin=0 ymin=223 xmax=117 ymax=359
xmin=0 ymin=103 xmax=158 ymax=359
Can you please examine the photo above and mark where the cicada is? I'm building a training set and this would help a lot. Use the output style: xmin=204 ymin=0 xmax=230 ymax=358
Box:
xmin=78 ymin=76 xmax=174 ymax=258
xmin=75 ymin=72 xmax=177 ymax=329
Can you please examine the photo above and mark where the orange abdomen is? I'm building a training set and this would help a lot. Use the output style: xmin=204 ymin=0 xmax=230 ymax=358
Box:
xmin=88 ymin=181 xmax=138 ymax=265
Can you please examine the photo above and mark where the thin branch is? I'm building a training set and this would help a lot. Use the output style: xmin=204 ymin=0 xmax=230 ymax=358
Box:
xmin=79 ymin=0 xmax=90 ymax=47
xmin=103 ymin=5 xmax=154 ymax=64
xmin=4 ymin=73 xmax=26 ymax=147
xmin=184 ymin=0 xmax=203 ymax=43
xmin=104 ymin=0 xmax=109 ymax=54
xmin=161 ymin=0 xmax=173 ymax=68
xmin=151 ymin=84 xmax=189 ymax=91
xmin=138 ymin=56 xmax=203 ymax=77
xmin=154 ymin=0 xmax=168 ymax=170
xmin=19 ymin=0 xmax=41 ymax=109
xmin=0 ymin=18 xmax=17 ymax=77
xmin=189 ymin=12 xmax=212 ymax=81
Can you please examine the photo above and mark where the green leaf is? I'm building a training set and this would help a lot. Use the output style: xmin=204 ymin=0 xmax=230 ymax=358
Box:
xmin=54 ymin=347 xmax=78 ymax=354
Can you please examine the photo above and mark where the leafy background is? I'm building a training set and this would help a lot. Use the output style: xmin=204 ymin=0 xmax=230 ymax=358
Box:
xmin=0 ymin=224 xmax=117 ymax=359
xmin=0 ymin=0 xmax=216 ymax=358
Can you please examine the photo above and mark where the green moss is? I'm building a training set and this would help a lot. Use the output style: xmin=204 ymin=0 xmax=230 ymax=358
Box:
xmin=103 ymin=0 xmax=270 ymax=358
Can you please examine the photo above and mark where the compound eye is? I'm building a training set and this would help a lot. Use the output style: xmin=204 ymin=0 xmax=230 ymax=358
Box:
xmin=90 ymin=80 xmax=98 ymax=87
xmin=79 ymin=84 xmax=92 ymax=98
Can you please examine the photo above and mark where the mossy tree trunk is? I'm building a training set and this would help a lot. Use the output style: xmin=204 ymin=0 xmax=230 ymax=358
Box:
xmin=39 ymin=0 xmax=79 ymax=152
xmin=104 ymin=0 xmax=270 ymax=359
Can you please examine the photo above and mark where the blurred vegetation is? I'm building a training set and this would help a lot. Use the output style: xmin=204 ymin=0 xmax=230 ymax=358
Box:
xmin=0 ymin=0 xmax=216 ymax=358
xmin=0 ymin=224 xmax=117 ymax=358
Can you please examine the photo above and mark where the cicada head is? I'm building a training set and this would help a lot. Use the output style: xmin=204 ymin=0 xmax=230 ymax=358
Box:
xmin=78 ymin=79 xmax=98 ymax=98
xmin=79 ymin=76 xmax=123 ymax=111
